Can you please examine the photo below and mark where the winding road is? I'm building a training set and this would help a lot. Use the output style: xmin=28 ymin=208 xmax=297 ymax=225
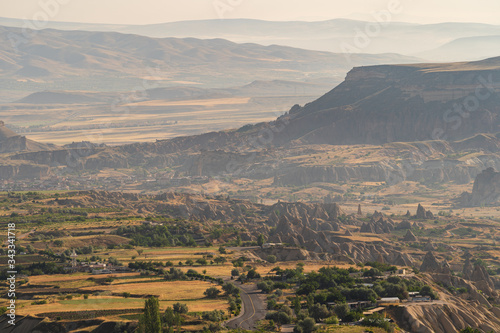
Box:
xmin=225 ymin=282 xmax=266 ymax=330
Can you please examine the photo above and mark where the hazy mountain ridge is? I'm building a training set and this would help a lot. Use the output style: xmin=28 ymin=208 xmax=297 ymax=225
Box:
xmin=0 ymin=25 xmax=420 ymax=94
xmin=416 ymin=35 xmax=500 ymax=61
xmin=2 ymin=17 xmax=500 ymax=61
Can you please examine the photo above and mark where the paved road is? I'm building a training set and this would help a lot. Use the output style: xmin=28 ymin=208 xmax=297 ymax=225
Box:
xmin=225 ymin=282 xmax=266 ymax=330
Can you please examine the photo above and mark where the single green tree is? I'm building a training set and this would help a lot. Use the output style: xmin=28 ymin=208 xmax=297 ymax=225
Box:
xmin=204 ymin=287 xmax=221 ymax=299
xmin=257 ymin=234 xmax=266 ymax=247
xmin=138 ymin=297 xmax=162 ymax=333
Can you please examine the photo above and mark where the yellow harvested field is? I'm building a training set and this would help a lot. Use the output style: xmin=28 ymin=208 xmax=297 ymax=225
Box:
xmin=82 ymin=280 xmax=222 ymax=300
xmin=28 ymin=272 xmax=136 ymax=284
xmin=17 ymin=297 xmax=227 ymax=316
xmin=178 ymin=265 xmax=234 ymax=277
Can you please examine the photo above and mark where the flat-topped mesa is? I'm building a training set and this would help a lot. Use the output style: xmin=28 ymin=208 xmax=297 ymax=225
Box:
xmin=281 ymin=57 xmax=500 ymax=145
xmin=344 ymin=61 xmax=500 ymax=105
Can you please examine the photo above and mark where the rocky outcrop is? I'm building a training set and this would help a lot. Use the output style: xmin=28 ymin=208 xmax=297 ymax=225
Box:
xmin=250 ymin=247 xmax=321 ymax=262
xmin=396 ymin=220 xmax=412 ymax=230
xmin=420 ymin=252 xmax=448 ymax=274
xmin=403 ymin=230 xmax=418 ymax=242
xmin=359 ymin=211 xmax=394 ymax=234
xmin=459 ymin=167 xmax=500 ymax=206
xmin=275 ymin=59 xmax=500 ymax=145
xmin=394 ymin=301 xmax=500 ymax=333
xmin=360 ymin=222 xmax=375 ymax=233
xmin=0 ymin=121 xmax=58 ymax=153
xmin=416 ymin=204 xmax=434 ymax=220
xmin=0 ymin=163 xmax=50 ymax=180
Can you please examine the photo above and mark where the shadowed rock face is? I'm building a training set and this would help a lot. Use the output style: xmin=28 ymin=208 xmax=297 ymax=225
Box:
xmin=416 ymin=204 xmax=435 ymax=219
xmin=403 ymin=230 xmax=418 ymax=242
xmin=460 ymin=167 xmax=500 ymax=206
xmin=420 ymin=251 xmax=447 ymax=274
xmin=273 ymin=58 xmax=500 ymax=145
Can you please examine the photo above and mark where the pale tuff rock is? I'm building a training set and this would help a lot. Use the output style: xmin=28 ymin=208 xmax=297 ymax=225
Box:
xmin=416 ymin=204 xmax=434 ymax=219
xmin=403 ymin=230 xmax=418 ymax=242
xmin=396 ymin=219 xmax=412 ymax=230
xmin=420 ymin=252 xmax=446 ymax=274
xmin=459 ymin=167 xmax=500 ymax=206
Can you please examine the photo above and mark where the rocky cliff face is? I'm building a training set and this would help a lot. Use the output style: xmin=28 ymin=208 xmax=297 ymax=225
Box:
xmin=274 ymin=58 xmax=500 ymax=145
xmin=459 ymin=167 xmax=500 ymax=206
xmin=0 ymin=163 xmax=50 ymax=179
xmin=394 ymin=300 xmax=500 ymax=333
xmin=0 ymin=121 xmax=58 ymax=153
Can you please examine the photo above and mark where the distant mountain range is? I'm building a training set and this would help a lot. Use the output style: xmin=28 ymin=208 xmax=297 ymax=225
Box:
xmin=2 ymin=17 xmax=500 ymax=61
xmin=0 ymin=25 xmax=420 ymax=96
xmin=417 ymin=35 xmax=500 ymax=62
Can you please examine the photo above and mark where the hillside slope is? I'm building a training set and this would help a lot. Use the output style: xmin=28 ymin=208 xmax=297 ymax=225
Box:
xmin=0 ymin=25 xmax=420 ymax=92
xmin=269 ymin=57 xmax=500 ymax=145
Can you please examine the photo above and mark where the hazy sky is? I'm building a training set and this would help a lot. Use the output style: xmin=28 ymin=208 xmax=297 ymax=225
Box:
xmin=1 ymin=0 xmax=500 ymax=25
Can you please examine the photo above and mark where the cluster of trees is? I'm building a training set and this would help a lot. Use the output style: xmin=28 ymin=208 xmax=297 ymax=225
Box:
xmin=116 ymin=224 xmax=197 ymax=247
xmin=0 ymin=262 xmax=63 ymax=278
xmin=138 ymin=297 xmax=230 ymax=333
xmin=253 ymin=264 xmax=438 ymax=333
xmin=138 ymin=298 xmax=188 ymax=333
xmin=291 ymin=267 xmax=433 ymax=303
xmin=128 ymin=261 xmax=165 ymax=273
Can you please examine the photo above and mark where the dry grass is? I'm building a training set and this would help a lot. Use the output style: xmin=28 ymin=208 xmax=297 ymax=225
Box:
xmin=81 ymin=280 xmax=221 ymax=300
xmin=28 ymin=272 xmax=135 ymax=284
xmin=55 ymin=235 xmax=131 ymax=248
xmin=10 ymin=95 xmax=311 ymax=145
xmin=17 ymin=296 xmax=228 ymax=316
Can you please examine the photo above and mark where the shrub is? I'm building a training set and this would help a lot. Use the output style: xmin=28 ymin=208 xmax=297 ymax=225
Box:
xmin=266 ymin=311 xmax=291 ymax=325
xmin=247 ymin=268 xmax=260 ymax=279
xmin=266 ymin=255 xmax=277 ymax=263
xmin=324 ymin=316 xmax=339 ymax=325
xmin=173 ymin=302 xmax=188 ymax=314
xmin=294 ymin=317 xmax=316 ymax=333
xmin=257 ymin=280 xmax=274 ymax=293
xmin=204 ymin=287 xmax=221 ymax=299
